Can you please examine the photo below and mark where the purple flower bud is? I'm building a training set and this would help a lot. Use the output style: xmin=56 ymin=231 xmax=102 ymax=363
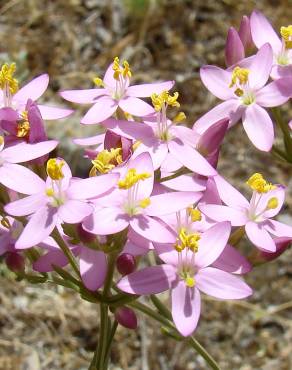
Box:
xmin=238 ymin=15 xmax=253 ymax=51
xmin=116 ymin=253 xmax=136 ymax=275
xmin=5 ymin=252 xmax=25 ymax=272
xmin=104 ymin=130 xmax=133 ymax=161
xmin=255 ymin=237 xmax=291 ymax=263
xmin=225 ymin=27 xmax=245 ymax=67
xmin=115 ymin=307 xmax=137 ymax=330
xmin=76 ymin=223 xmax=96 ymax=243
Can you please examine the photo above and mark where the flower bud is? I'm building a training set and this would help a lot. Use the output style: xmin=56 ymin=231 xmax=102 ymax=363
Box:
xmin=115 ymin=307 xmax=137 ymax=330
xmin=5 ymin=252 xmax=25 ymax=273
xmin=250 ymin=237 xmax=291 ymax=265
xmin=116 ymin=253 xmax=136 ymax=275
xmin=238 ymin=15 xmax=253 ymax=51
xmin=76 ymin=223 xmax=96 ymax=243
xmin=225 ymin=27 xmax=245 ymax=67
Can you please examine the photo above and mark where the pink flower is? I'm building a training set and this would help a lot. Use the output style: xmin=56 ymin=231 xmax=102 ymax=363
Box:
xmin=194 ymin=44 xmax=292 ymax=151
xmin=60 ymin=57 xmax=174 ymax=124
xmin=199 ymin=174 xmax=292 ymax=252
xmin=0 ymin=64 xmax=72 ymax=119
xmin=118 ymin=221 xmax=252 ymax=336
xmin=0 ymin=137 xmax=58 ymax=193
xmin=4 ymin=158 xmax=119 ymax=249
xmin=250 ymin=10 xmax=292 ymax=79
xmin=225 ymin=27 xmax=245 ymax=67
xmin=83 ymin=152 xmax=203 ymax=243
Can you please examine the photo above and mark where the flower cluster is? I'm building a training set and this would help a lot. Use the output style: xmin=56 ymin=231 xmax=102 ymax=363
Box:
xmin=0 ymin=9 xmax=291 ymax=368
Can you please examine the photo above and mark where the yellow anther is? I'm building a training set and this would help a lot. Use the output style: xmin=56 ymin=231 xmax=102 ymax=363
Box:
xmin=0 ymin=135 xmax=4 ymax=146
xmin=246 ymin=173 xmax=275 ymax=193
xmin=93 ymin=77 xmax=104 ymax=87
xmin=229 ymin=66 xmax=250 ymax=88
xmin=151 ymin=91 xmax=180 ymax=112
xmin=1 ymin=217 xmax=11 ymax=229
xmin=267 ymin=197 xmax=278 ymax=210
xmin=177 ymin=228 xmax=200 ymax=252
xmin=122 ymin=60 xmax=132 ymax=78
xmin=132 ymin=140 xmax=141 ymax=151
xmin=118 ymin=168 xmax=151 ymax=189
xmin=124 ymin=111 xmax=133 ymax=120
xmin=234 ymin=88 xmax=244 ymax=97
xmin=280 ymin=25 xmax=292 ymax=49
xmin=139 ymin=197 xmax=151 ymax=209
xmin=46 ymin=158 xmax=65 ymax=180
xmin=185 ymin=276 xmax=195 ymax=288
xmin=174 ymin=243 xmax=185 ymax=253
xmin=91 ymin=148 xmax=122 ymax=174
xmin=0 ymin=63 xmax=19 ymax=94
xmin=188 ymin=208 xmax=202 ymax=222
xmin=173 ymin=111 xmax=186 ymax=123
xmin=46 ymin=188 xmax=55 ymax=197
xmin=16 ymin=111 xmax=30 ymax=138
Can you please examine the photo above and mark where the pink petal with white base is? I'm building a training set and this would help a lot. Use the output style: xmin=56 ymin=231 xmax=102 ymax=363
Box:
xmin=200 ymin=66 xmax=233 ymax=100
xmin=242 ymin=104 xmax=274 ymax=151
xmin=146 ymin=192 xmax=202 ymax=217
xmin=83 ymin=207 xmax=129 ymax=235
xmin=0 ymin=163 xmax=45 ymax=194
xmin=37 ymin=105 xmax=73 ymax=120
xmin=81 ymin=96 xmax=118 ymax=124
xmin=245 ymin=221 xmax=276 ymax=252
xmin=212 ymin=244 xmax=252 ymax=274
xmin=119 ymin=96 xmax=154 ymax=116
xmin=130 ymin=215 xmax=176 ymax=243
xmin=171 ymin=282 xmax=201 ymax=337
xmin=58 ymin=200 xmax=93 ymax=224
xmin=117 ymin=265 xmax=176 ymax=295
xmin=15 ymin=206 xmax=58 ymax=249
xmin=196 ymin=267 xmax=252 ymax=299
xmin=127 ymin=81 xmax=174 ymax=97
xmin=256 ymin=80 xmax=292 ymax=107
xmin=80 ymin=249 xmax=107 ymax=291
xmin=5 ymin=193 xmax=46 ymax=216
xmin=196 ymin=222 xmax=231 ymax=268
xmin=13 ymin=74 xmax=49 ymax=103
xmin=199 ymin=204 xmax=247 ymax=226
xmin=169 ymin=139 xmax=217 ymax=176
xmin=60 ymin=88 xmax=107 ymax=104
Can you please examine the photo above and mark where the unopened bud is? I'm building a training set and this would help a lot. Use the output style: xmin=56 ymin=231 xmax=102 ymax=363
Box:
xmin=116 ymin=253 xmax=136 ymax=275
xmin=115 ymin=307 xmax=137 ymax=329
xmin=5 ymin=252 xmax=25 ymax=272
xmin=76 ymin=223 xmax=96 ymax=243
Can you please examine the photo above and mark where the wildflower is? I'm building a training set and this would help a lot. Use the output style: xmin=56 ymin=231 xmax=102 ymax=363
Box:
xmin=60 ymin=57 xmax=174 ymax=124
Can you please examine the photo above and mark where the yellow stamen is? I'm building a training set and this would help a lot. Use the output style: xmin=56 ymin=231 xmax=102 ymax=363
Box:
xmin=122 ymin=60 xmax=132 ymax=78
xmin=280 ymin=25 xmax=292 ymax=49
xmin=229 ymin=66 xmax=249 ymax=88
xmin=132 ymin=140 xmax=141 ymax=151
xmin=1 ymin=217 xmax=11 ymax=229
xmin=0 ymin=135 xmax=4 ymax=146
xmin=246 ymin=173 xmax=275 ymax=193
xmin=151 ymin=91 xmax=180 ymax=112
xmin=46 ymin=158 xmax=65 ymax=180
xmin=173 ymin=111 xmax=186 ymax=123
xmin=188 ymin=208 xmax=202 ymax=222
xmin=118 ymin=168 xmax=151 ymax=189
xmin=93 ymin=77 xmax=104 ymax=87
xmin=0 ymin=63 xmax=19 ymax=94
xmin=46 ymin=188 xmax=55 ymax=197
xmin=267 ymin=197 xmax=278 ymax=210
xmin=123 ymin=111 xmax=133 ymax=120
xmin=91 ymin=148 xmax=122 ymax=174
xmin=176 ymin=228 xmax=201 ymax=253
xmin=185 ymin=276 xmax=195 ymax=288
xmin=139 ymin=198 xmax=151 ymax=209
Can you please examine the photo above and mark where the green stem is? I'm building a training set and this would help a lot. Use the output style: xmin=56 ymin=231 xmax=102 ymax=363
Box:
xmin=150 ymin=295 xmax=171 ymax=319
xmin=103 ymin=320 xmax=118 ymax=368
xmin=92 ymin=303 xmax=109 ymax=370
xmin=272 ymin=107 xmax=292 ymax=160
xmin=129 ymin=300 xmax=220 ymax=370
xmin=52 ymin=228 xmax=80 ymax=277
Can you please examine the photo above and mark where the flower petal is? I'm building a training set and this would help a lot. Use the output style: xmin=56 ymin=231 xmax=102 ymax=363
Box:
xmin=200 ymin=65 xmax=233 ymax=100
xmin=130 ymin=215 xmax=176 ymax=243
xmin=245 ymin=221 xmax=276 ymax=252
xmin=196 ymin=267 xmax=252 ymax=299
xmin=162 ymin=175 xmax=206 ymax=192
xmin=5 ymin=193 xmax=47 ymax=216
xmin=81 ymin=96 xmax=118 ymax=124
xmin=264 ymin=220 xmax=292 ymax=238
xmin=33 ymin=250 xmax=69 ymax=272
xmin=67 ymin=173 xmax=119 ymax=200
xmin=15 ymin=206 xmax=58 ymax=249
xmin=249 ymin=43 xmax=273 ymax=89
xmin=242 ymin=104 xmax=274 ymax=151
xmin=212 ymin=244 xmax=252 ymax=274
xmin=199 ymin=204 xmax=247 ymax=226
xmin=127 ymin=81 xmax=175 ymax=97
xmin=83 ymin=207 xmax=129 ymax=235
xmin=58 ymin=200 xmax=93 ymax=224
xmin=250 ymin=10 xmax=281 ymax=52
xmin=146 ymin=192 xmax=202 ymax=217
xmin=213 ymin=175 xmax=250 ymax=209
xmin=256 ymin=78 xmax=292 ymax=107
xmin=13 ymin=74 xmax=49 ymax=104
xmin=59 ymin=88 xmax=107 ymax=104
xmin=119 ymin=96 xmax=155 ymax=116
xmin=117 ymin=265 xmax=176 ymax=295
xmin=171 ymin=282 xmax=201 ymax=337
xmin=169 ymin=138 xmax=217 ymax=176
xmin=0 ymin=163 xmax=45 ymax=195
xmin=196 ymin=222 xmax=231 ymax=268
xmin=80 ymin=248 xmax=107 ymax=291
xmin=37 ymin=105 xmax=73 ymax=120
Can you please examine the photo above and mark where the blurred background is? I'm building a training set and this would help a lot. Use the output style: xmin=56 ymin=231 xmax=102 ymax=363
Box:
xmin=0 ymin=0 xmax=291 ymax=369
